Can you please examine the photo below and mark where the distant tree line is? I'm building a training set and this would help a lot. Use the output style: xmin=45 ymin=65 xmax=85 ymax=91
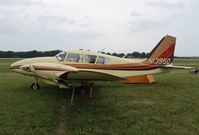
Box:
xmin=0 ymin=50 xmax=198 ymax=59
xmin=0 ymin=50 xmax=61 ymax=58
xmin=0 ymin=50 xmax=149 ymax=58
xmin=101 ymin=51 xmax=149 ymax=58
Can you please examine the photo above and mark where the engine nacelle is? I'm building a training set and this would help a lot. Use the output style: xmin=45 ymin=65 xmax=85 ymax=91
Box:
xmin=23 ymin=62 xmax=78 ymax=80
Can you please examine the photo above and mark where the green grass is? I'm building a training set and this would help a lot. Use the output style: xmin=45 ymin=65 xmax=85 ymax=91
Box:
xmin=0 ymin=58 xmax=199 ymax=135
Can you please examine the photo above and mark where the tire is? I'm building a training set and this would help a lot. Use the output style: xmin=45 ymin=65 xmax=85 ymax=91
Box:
xmin=31 ymin=83 xmax=40 ymax=90
xmin=79 ymin=87 xmax=87 ymax=95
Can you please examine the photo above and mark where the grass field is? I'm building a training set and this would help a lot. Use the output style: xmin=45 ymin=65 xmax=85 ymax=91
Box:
xmin=0 ymin=58 xmax=199 ymax=135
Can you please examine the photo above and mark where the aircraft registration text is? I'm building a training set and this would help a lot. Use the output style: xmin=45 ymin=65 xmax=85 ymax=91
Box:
xmin=148 ymin=58 xmax=171 ymax=65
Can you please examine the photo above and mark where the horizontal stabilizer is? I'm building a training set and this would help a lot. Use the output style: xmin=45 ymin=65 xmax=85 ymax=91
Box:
xmin=162 ymin=65 xmax=193 ymax=69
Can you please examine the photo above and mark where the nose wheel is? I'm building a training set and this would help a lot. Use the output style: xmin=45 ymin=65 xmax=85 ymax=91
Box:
xmin=31 ymin=83 xmax=40 ymax=90
xmin=31 ymin=77 xmax=40 ymax=90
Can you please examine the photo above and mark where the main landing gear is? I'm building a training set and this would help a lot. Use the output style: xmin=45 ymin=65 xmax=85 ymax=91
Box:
xmin=30 ymin=77 xmax=40 ymax=90
xmin=29 ymin=77 xmax=93 ymax=105
xmin=70 ymin=83 xmax=93 ymax=105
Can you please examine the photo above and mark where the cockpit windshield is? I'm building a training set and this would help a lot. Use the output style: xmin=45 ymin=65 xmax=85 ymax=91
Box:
xmin=55 ymin=52 xmax=66 ymax=61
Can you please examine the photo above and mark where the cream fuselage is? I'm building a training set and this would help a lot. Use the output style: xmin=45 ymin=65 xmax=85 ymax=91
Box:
xmin=10 ymin=50 xmax=167 ymax=86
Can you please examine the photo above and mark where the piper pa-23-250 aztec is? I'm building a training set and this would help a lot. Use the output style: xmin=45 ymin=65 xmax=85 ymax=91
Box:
xmin=10 ymin=35 xmax=191 ymax=105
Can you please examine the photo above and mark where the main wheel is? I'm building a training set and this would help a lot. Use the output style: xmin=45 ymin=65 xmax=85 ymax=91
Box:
xmin=31 ymin=83 xmax=40 ymax=90
xmin=79 ymin=87 xmax=87 ymax=95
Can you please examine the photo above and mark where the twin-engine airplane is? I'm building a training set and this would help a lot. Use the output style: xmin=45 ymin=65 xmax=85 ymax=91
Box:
xmin=10 ymin=35 xmax=191 ymax=104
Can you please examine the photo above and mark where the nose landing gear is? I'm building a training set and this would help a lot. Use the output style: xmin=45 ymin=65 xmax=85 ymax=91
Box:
xmin=31 ymin=83 xmax=40 ymax=90
xmin=30 ymin=77 xmax=40 ymax=90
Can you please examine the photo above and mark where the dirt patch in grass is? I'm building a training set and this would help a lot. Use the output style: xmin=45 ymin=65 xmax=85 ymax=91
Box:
xmin=56 ymin=95 xmax=69 ymax=135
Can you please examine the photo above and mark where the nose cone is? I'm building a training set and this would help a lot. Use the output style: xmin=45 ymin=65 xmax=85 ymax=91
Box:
xmin=10 ymin=59 xmax=33 ymax=75
xmin=10 ymin=61 xmax=21 ymax=70
xmin=10 ymin=58 xmax=32 ymax=70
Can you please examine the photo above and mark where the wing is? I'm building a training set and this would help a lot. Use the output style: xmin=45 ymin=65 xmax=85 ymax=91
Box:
xmin=58 ymin=70 xmax=124 ymax=81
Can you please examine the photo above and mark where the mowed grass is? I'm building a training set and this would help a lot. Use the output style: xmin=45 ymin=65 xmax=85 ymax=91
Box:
xmin=0 ymin=58 xmax=199 ymax=135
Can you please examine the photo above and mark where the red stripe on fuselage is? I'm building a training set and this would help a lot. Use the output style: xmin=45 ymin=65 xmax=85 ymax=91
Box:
xmin=34 ymin=64 xmax=158 ymax=71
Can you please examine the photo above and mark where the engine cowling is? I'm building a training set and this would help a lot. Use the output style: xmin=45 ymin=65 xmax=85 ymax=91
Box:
xmin=21 ymin=62 xmax=78 ymax=80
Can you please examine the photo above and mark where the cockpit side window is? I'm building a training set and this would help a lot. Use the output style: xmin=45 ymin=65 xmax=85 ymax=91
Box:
xmin=96 ymin=56 xmax=109 ymax=64
xmin=55 ymin=52 xmax=66 ymax=62
xmin=85 ymin=55 xmax=97 ymax=64
xmin=66 ymin=53 xmax=83 ymax=63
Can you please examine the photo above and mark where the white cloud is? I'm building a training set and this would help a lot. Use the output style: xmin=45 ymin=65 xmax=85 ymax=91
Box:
xmin=0 ymin=0 xmax=198 ymax=56
xmin=146 ymin=1 xmax=184 ymax=9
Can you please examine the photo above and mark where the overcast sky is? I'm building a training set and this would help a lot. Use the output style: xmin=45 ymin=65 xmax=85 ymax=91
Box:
xmin=0 ymin=0 xmax=198 ymax=56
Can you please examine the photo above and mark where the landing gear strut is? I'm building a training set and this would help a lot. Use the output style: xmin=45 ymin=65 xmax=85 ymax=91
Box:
xmin=31 ymin=77 xmax=40 ymax=90
xmin=88 ymin=83 xmax=93 ymax=98
xmin=71 ymin=86 xmax=75 ymax=105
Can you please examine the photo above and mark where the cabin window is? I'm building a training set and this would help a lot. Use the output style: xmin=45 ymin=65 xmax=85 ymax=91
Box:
xmin=85 ymin=55 xmax=97 ymax=63
xmin=96 ymin=56 xmax=109 ymax=64
xmin=66 ymin=53 xmax=83 ymax=63
xmin=104 ymin=58 xmax=109 ymax=64
xmin=96 ymin=56 xmax=105 ymax=64
xmin=55 ymin=52 xmax=66 ymax=62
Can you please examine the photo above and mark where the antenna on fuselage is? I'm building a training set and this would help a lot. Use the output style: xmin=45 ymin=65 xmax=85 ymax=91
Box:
xmin=122 ymin=53 xmax=128 ymax=58
xmin=98 ymin=48 xmax=106 ymax=53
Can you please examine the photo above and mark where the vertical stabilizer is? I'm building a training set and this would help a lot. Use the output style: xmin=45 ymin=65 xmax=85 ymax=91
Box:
xmin=144 ymin=35 xmax=176 ymax=65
